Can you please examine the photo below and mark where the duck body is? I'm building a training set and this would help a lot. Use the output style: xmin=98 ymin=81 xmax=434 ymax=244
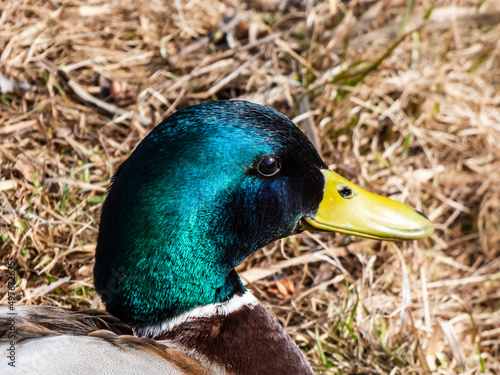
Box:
xmin=1 ymin=306 xmax=200 ymax=375
xmin=0 ymin=101 xmax=433 ymax=374
xmin=2 ymin=295 xmax=310 ymax=374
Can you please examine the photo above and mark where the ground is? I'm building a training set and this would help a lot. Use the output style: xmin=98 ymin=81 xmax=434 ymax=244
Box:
xmin=1 ymin=0 xmax=500 ymax=373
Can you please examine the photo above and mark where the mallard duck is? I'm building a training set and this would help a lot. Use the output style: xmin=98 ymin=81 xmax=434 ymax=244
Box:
xmin=0 ymin=101 xmax=432 ymax=374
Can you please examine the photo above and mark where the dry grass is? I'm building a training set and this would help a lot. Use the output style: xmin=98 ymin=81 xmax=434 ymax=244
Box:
xmin=1 ymin=0 xmax=500 ymax=373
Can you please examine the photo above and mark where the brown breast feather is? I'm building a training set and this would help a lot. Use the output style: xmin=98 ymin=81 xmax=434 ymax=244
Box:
xmin=155 ymin=303 xmax=314 ymax=375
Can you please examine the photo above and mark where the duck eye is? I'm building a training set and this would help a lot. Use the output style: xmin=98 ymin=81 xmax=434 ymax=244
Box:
xmin=258 ymin=156 xmax=280 ymax=176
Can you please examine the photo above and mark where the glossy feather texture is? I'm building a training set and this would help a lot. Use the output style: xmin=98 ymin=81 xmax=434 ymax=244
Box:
xmin=95 ymin=101 xmax=326 ymax=328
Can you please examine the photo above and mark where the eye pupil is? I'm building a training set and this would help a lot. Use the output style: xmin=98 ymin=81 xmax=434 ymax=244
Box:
xmin=258 ymin=156 xmax=280 ymax=176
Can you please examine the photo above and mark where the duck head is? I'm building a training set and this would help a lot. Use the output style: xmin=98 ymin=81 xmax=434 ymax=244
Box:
xmin=94 ymin=101 xmax=432 ymax=328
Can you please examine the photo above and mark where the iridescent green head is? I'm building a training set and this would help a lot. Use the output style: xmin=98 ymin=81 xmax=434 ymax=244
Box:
xmin=94 ymin=101 xmax=326 ymax=327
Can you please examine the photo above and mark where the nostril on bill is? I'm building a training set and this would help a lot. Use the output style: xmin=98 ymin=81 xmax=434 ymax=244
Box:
xmin=338 ymin=186 xmax=353 ymax=198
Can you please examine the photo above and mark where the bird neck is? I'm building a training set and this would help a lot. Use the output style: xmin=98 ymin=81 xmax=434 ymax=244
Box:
xmin=145 ymin=291 xmax=314 ymax=375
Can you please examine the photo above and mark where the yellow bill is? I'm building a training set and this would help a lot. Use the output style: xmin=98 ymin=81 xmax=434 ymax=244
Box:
xmin=302 ymin=169 xmax=433 ymax=241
